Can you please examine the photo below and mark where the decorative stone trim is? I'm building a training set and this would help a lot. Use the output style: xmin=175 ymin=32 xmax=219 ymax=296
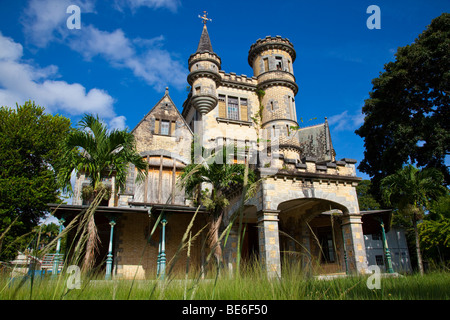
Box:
xmin=187 ymin=69 xmax=221 ymax=86
xmin=248 ymin=36 xmax=296 ymax=66
xmin=216 ymin=117 xmax=253 ymax=127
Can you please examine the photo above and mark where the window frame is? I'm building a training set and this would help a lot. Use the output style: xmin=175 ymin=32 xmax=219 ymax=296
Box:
xmin=160 ymin=120 xmax=170 ymax=135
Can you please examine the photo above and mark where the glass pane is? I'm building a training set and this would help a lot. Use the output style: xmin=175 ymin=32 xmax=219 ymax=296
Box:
xmin=160 ymin=120 xmax=170 ymax=135
xmin=227 ymin=97 xmax=239 ymax=120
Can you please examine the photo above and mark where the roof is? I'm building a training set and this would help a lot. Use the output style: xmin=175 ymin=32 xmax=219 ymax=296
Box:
xmin=129 ymin=202 xmax=207 ymax=215
xmin=48 ymin=203 xmax=150 ymax=219
xmin=196 ymin=24 xmax=214 ymax=53
xmin=360 ymin=209 xmax=393 ymax=234
xmin=297 ymin=120 xmax=335 ymax=162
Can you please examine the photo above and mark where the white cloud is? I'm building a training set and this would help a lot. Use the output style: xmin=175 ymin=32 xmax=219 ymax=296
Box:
xmin=72 ymin=26 xmax=135 ymax=62
xmin=114 ymin=0 xmax=181 ymax=12
xmin=22 ymin=0 xmax=95 ymax=47
xmin=21 ymin=0 xmax=187 ymax=91
xmin=0 ymin=32 xmax=115 ymax=118
xmin=109 ymin=115 xmax=127 ymax=131
xmin=68 ymin=25 xmax=188 ymax=91
xmin=327 ymin=110 xmax=365 ymax=132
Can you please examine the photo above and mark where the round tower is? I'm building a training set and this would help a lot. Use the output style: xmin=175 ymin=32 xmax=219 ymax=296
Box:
xmin=248 ymin=36 xmax=300 ymax=160
xmin=187 ymin=24 xmax=221 ymax=115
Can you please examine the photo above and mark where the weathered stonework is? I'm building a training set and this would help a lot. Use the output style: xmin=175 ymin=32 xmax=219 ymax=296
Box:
xmin=64 ymin=25 xmax=370 ymax=280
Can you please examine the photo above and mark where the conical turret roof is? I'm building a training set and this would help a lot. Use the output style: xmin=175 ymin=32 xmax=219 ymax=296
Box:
xmin=196 ymin=24 xmax=213 ymax=53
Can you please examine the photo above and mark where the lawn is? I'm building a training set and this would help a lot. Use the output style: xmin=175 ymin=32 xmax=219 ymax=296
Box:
xmin=2 ymin=269 xmax=449 ymax=300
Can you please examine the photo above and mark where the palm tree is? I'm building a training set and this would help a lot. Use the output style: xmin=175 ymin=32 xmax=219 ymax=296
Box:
xmin=58 ymin=114 xmax=147 ymax=271
xmin=381 ymin=165 xmax=447 ymax=275
xmin=180 ymin=144 xmax=256 ymax=268
xmin=59 ymin=114 xmax=146 ymax=197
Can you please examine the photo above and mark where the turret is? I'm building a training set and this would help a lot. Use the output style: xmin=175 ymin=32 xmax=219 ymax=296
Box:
xmin=248 ymin=36 xmax=300 ymax=160
xmin=187 ymin=24 xmax=221 ymax=115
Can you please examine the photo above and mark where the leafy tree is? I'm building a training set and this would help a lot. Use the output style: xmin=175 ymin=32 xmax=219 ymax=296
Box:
xmin=419 ymin=193 xmax=450 ymax=263
xmin=381 ymin=165 xmax=447 ymax=274
xmin=356 ymin=180 xmax=381 ymax=211
xmin=356 ymin=13 xmax=450 ymax=195
xmin=181 ymin=144 xmax=256 ymax=267
xmin=58 ymin=114 xmax=147 ymax=270
xmin=0 ymin=101 xmax=71 ymax=261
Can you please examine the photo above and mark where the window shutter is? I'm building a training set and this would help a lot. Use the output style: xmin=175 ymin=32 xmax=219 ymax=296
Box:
xmin=240 ymin=99 xmax=248 ymax=121
xmin=154 ymin=119 xmax=160 ymax=134
xmin=218 ymin=95 xmax=226 ymax=118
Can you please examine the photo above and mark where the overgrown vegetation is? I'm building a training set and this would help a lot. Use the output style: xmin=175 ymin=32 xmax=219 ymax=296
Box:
xmin=2 ymin=264 xmax=449 ymax=300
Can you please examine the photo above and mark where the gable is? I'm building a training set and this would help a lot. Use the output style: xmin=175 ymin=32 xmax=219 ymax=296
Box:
xmin=131 ymin=92 xmax=193 ymax=161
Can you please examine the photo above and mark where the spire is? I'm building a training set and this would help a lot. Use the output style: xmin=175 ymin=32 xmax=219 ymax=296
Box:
xmin=196 ymin=24 xmax=213 ymax=53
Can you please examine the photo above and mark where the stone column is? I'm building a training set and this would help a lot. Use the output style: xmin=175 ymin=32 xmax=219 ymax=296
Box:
xmin=341 ymin=214 xmax=368 ymax=274
xmin=257 ymin=210 xmax=281 ymax=278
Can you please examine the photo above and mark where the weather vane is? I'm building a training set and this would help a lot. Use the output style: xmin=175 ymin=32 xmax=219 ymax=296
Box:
xmin=198 ymin=11 xmax=212 ymax=25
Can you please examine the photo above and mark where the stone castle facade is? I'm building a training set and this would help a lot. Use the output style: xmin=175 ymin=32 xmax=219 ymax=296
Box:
xmin=55 ymin=23 xmax=379 ymax=279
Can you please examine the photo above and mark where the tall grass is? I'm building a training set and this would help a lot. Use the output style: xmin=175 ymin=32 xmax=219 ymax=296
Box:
xmin=2 ymin=262 xmax=450 ymax=300
xmin=2 ymin=146 xmax=450 ymax=301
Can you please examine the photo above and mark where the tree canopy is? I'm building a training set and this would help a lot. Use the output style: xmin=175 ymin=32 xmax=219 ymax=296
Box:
xmin=356 ymin=180 xmax=381 ymax=211
xmin=0 ymin=101 xmax=72 ymax=260
xmin=58 ymin=114 xmax=147 ymax=197
xmin=356 ymin=13 xmax=450 ymax=192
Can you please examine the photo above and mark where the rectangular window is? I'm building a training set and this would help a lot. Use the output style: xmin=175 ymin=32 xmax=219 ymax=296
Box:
xmin=276 ymin=56 xmax=283 ymax=70
xmin=263 ymin=58 xmax=269 ymax=72
xmin=160 ymin=120 xmax=170 ymax=135
xmin=375 ymin=255 xmax=384 ymax=266
xmin=227 ymin=96 xmax=239 ymax=120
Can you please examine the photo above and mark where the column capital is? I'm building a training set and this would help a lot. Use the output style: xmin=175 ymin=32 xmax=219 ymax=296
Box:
xmin=256 ymin=209 xmax=280 ymax=223
xmin=340 ymin=213 xmax=363 ymax=226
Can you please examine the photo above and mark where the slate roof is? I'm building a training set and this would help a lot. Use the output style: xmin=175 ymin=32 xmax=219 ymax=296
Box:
xmin=297 ymin=120 xmax=335 ymax=162
xmin=196 ymin=24 xmax=214 ymax=53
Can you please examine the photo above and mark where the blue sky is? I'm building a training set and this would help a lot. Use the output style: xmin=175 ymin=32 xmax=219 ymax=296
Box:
xmin=0 ymin=0 xmax=449 ymax=181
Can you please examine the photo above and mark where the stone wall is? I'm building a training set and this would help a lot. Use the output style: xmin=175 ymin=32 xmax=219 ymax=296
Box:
xmin=114 ymin=211 xmax=207 ymax=279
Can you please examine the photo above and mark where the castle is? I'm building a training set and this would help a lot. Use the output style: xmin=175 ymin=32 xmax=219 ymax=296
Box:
xmin=51 ymin=21 xmax=398 ymax=279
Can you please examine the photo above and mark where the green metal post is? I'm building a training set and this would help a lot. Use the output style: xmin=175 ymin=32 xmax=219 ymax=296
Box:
xmin=341 ymin=226 xmax=349 ymax=275
xmin=379 ymin=219 xmax=394 ymax=273
xmin=105 ymin=219 xmax=116 ymax=280
xmin=52 ymin=217 xmax=65 ymax=276
xmin=157 ymin=215 xmax=167 ymax=280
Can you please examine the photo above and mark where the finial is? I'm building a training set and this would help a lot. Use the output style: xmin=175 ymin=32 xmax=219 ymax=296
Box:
xmin=198 ymin=11 xmax=212 ymax=25
xmin=165 ymin=87 xmax=169 ymax=95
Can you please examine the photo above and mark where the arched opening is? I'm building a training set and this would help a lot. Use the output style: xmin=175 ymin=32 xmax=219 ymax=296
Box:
xmin=277 ymin=198 xmax=349 ymax=275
